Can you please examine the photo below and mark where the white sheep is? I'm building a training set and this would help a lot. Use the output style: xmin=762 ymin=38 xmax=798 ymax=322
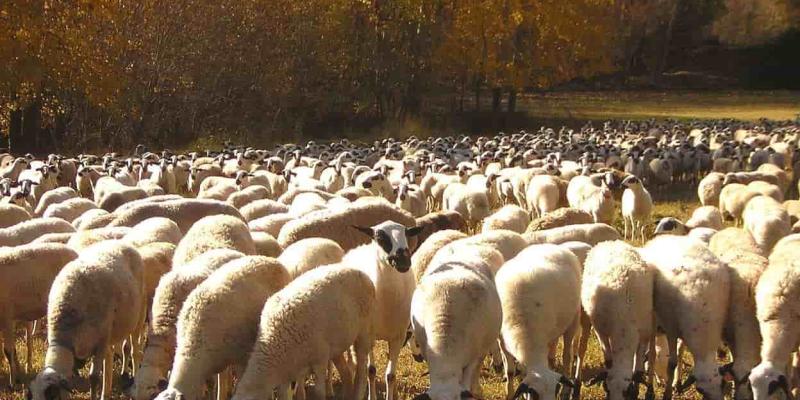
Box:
xmin=439 ymin=229 xmax=527 ymax=263
xmin=0 ymin=243 xmax=77 ymax=385
xmin=410 ymin=258 xmax=502 ymax=399
xmin=33 ymin=187 xmax=78 ymax=217
xmin=66 ymin=227 xmax=132 ymax=251
xmin=395 ymin=182 xmax=427 ymax=218
xmin=567 ymin=172 xmax=615 ymax=224
xmin=172 ymin=214 xmax=256 ymax=266
xmin=442 ymin=182 xmax=491 ymax=230
xmin=748 ymin=242 xmax=800 ymax=400
xmin=227 ymin=185 xmax=270 ymax=209
xmin=685 ymin=205 xmax=724 ymax=231
xmin=698 ymin=172 xmax=725 ymax=206
xmin=638 ymin=235 xmax=730 ymax=400
xmin=526 ymin=208 xmax=594 ymax=233
xmin=277 ymin=238 xmax=344 ymax=280
xmin=719 ymin=183 xmax=759 ymax=224
xmin=250 ymin=231 xmax=282 ymax=257
xmin=107 ymin=199 xmax=244 ymax=233
xmin=42 ymin=197 xmax=97 ymax=222
xmin=621 ymin=175 xmax=653 ymax=242
xmin=482 ymin=205 xmax=530 ymax=234
xmin=249 ymin=213 xmax=294 ymax=238
xmin=496 ymin=244 xmax=581 ymax=400
xmin=29 ymin=241 xmax=145 ymax=400
xmin=709 ymin=227 xmax=763 ymax=256
xmin=743 ymin=195 xmax=791 ymax=254
xmin=153 ymin=256 xmax=289 ymax=400
xmin=526 ymin=223 xmax=621 ymax=246
xmin=747 ymin=181 xmax=783 ymax=202
xmin=122 ymin=217 xmax=183 ymax=248
xmin=0 ymin=218 xmax=75 ymax=247
xmin=231 ymin=265 xmax=375 ymax=400
xmin=0 ymin=203 xmax=31 ymax=228
xmin=526 ymin=175 xmax=562 ymax=217
xmin=239 ymin=199 xmax=289 ymax=222
xmin=410 ymin=229 xmax=468 ymax=284
xmin=347 ymin=221 xmax=422 ymax=400
xmin=131 ymin=249 xmax=245 ymax=400
xmin=581 ymin=241 xmax=654 ymax=400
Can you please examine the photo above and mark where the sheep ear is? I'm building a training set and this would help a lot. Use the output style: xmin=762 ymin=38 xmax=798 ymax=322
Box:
xmin=352 ymin=226 xmax=374 ymax=238
xmin=406 ymin=226 xmax=423 ymax=238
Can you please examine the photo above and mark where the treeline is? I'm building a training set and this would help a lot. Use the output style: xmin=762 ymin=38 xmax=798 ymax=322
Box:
xmin=0 ymin=0 xmax=798 ymax=153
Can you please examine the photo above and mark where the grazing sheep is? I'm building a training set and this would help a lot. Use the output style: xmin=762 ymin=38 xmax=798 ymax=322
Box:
xmin=66 ymin=227 xmax=132 ymax=251
xmin=107 ymin=199 xmax=244 ymax=233
xmin=621 ymin=175 xmax=653 ymax=242
xmin=42 ymin=197 xmax=97 ymax=222
xmin=581 ymin=241 xmax=654 ymax=400
xmin=248 ymin=213 xmax=294 ymax=237
xmin=277 ymin=238 xmax=344 ymax=280
xmin=33 ymin=187 xmax=78 ymax=217
xmin=250 ymin=231 xmax=282 ymax=257
xmin=413 ymin=211 xmax=468 ymax=247
xmin=742 ymin=196 xmax=790 ymax=253
xmin=525 ymin=208 xmax=594 ymax=233
xmin=410 ymin=229 xmax=468 ymax=284
xmin=496 ymin=244 xmax=581 ymax=400
xmin=227 ymin=185 xmax=270 ymax=209
xmin=122 ymin=217 xmax=183 ymax=248
xmin=708 ymin=241 xmax=768 ymax=400
xmin=0 ymin=218 xmax=75 ymax=247
xmin=685 ymin=206 xmax=724 ymax=231
xmin=747 ymin=181 xmax=783 ymax=202
xmin=748 ymin=242 xmax=800 ymax=400
xmin=698 ymin=172 xmax=725 ymax=206
xmin=442 ymin=183 xmax=491 ymax=229
xmin=347 ymin=221 xmax=422 ymax=400
xmin=709 ymin=228 xmax=763 ymax=256
xmin=410 ymin=258 xmax=502 ymax=399
xmin=138 ymin=242 xmax=176 ymax=305
xmin=29 ymin=241 xmax=145 ymax=400
xmin=131 ymin=249 xmax=245 ymax=400
xmin=526 ymin=223 xmax=621 ymax=246
xmin=172 ymin=215 xmax=256 ymax=266
xmin=0 ymin=203 xmax=31 ymax=228
xmin=239 ymin=199 xmax=289 ymax=222
xmin=153 ymin=256 xmax=290 ymax=400
xmin=719 ymin=183 xmax=759 ymax=223
xmin=482 ymin=205 xmax=530 ymax=234
xmin=0 ymin=244 xmax=78 ymax=385
xmin=526 ymin=175 xmax=562 ymax=217
xmin=278 ymin=200 xmax=416 ymax=252
xmin=231 ymin=265 xmax=375 ymax=400
xmin=638 ymin=235 xmax=730 ymax=400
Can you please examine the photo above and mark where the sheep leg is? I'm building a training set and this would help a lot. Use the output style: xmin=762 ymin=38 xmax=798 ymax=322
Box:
xmin=333 ymin=352 xmax=354 ymax=399
xmin=101 ymin=345 xmax=114 ymax=400
xmin=463 ymin=357 xmax=483 ymax=398
xmin=89 ymin=356 xmax=101 ymax=400
xmin=325 ymin=360 xmax=335 ymax=397
xmin=489 ymin=343 xmax=504 ymax=373
xmin=367 ymin=350 xmax=378 ymax=400
xmin=312 ymin=362 xmax=327 ymax=400
xmin=623 ymin=217 xmax=630 ymax=240
xmin=571 ymin=312 xmax=592 ymax=400
xmin=216 ymin=368 xmax=232 ymax=400
xmin=562 ymin=317 xmax=578 ymax=375
xmin=353 ymin=336 xmax=372 ymax=400
xmin=25 ymin=321 xmax=33 ymax=374
xmin=296 ymin=376 xmax=307 ymax=400
xmin=662 ymin=335 xmax=679 ymax=400
xmin=385 ymin=336 xmax=404 ymax=400
xmin=499 ymin=338 xmax=517 ymax=400
xmin=2 ymin=321 xmax=20 ymax=387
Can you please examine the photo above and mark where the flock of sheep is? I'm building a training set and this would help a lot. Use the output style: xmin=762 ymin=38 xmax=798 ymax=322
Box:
xmin=0 ymin=119 xmax=799 ymax=400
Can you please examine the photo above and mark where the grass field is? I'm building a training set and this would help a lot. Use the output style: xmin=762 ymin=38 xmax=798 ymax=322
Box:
xmin=517 ymin=90 xmax=800 ymax=122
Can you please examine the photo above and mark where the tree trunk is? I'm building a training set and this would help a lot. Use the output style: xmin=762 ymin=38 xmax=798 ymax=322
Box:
xmin=492 ymin=88 xmax=502 ymax=113
xmin=508 ymin=89 xmax=517 ymax=112
xmin=655 ymin=0 xmax=680 ymax=81
xmin=474 ymin=79 xmax=481 ymax=112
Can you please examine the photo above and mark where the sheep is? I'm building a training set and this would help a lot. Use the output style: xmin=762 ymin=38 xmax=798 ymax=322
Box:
xmin=153 ymin=256 xmax=290 ymax=400
xmin=526 ymin=175 xmax=562 ymax=217
xmin=230 ymin=265 xmax=375 ymax=400
xmin=526 ymin=223 xmax=621 ymax=246
xmin=287 ymin=191 xmax=328 ymax=216
xmin=113 ymin=195 xmax=184 ymax=214
xmin=0 ymin=218 xmax=75 ymax=247
xmin=411 ymin=229 xmax=468 ymax=284
xmin=0 ymin=203 xmax=31 ymax=228
xmin=32 ymin=232 xmax=74 ymax=244
xmin=122 ymin=217 xmax=183 ymax=248
xmin=250 ymin=231 xmax=282 ymax=257
xmin=346 ymin=221 xmax=422 ymax=400
xmin=131 ymin=249 xmax=245 ymax=400
xmin=638 ymin=235 xmax=730 ymax=400
xmin=698 ymin=172 xmax=725 ymax=206
xmin=482 ymin=205 xmax=530 ymax=234
xmin=0 ymin=244 xmax=77 ymax=386
xmin=249 ymin=213 xmax=294 ymax=237
xmin=106 ymin=199 xmax=244 ymax=233
xmin=227 ymin=185 xmax=270 ymax=209
xmin=442 ymin=229 xmax=527 ymax=263
xmin=410 ymin=258 xmax=502 ymax=399
xmin=239 ymin=199 xmax=289 ymax=222
xmin=581 ymin=241 xmax=654 ymax=400
xmin=172 ymin=214 xmax=256 ymax=266
xmin=277 ymin=188 xmax=336 ymax=205
xmin=277 ymin=238 xmax=344 ymax=280
xmin=33 ymin=187 xmax=78 ymax=217
xmin=278 ymin=200 xmax=416 ymax=252
xmin=747 ymin=181 xmax=783 ymax=202
xmin=567 ymin=172 xmax=615 ymax=224
xmin=719 ymin=183 xmax=759 ymax=223
xmin=395 ymin=182 xmax=427 ymax=217
xmin=442 ymin=182 xmax=491 ymax=230
xmin=742 ymin=195 xmax=791 ymax=253
xmin=708 ymin=240 xmax=768 ymax=399
xmin=621 ymin=175 xmax=653 ymax=242
xmin=495 ymin=243 xmax=581 ymax=400
xmin=42 ymin=197 xmax=97 ymax=222
xmin=784 ymin=200 xmax=800 ymax=225
xmin=74 ymin=210 xmax=115 ymax=230
xmin=66 ymin=227 xmax=132 ymax=251
xmin=138 ymin=242 xmax=176 ymax=305
xmin=29 ymin=241 xmax=145 ymax=400
xmin=756 ymin=163 xmax=789 ymax=193
xmin=98 ymin=186 xmax=148 ymax=212
xmin=748 ymin=242 xmax=800 ymax=400
xmin=525 ymin=208 xmax=594 ymax=233
xmin=708 ymin=228 xmax=763 ymax=257
xmin=685 ymin=205 xmax=724 ymax=231
xmin=138 ymin=180 xmax=166 ymax=197
xmin=413 ymin=211 xmax=468 ymax=247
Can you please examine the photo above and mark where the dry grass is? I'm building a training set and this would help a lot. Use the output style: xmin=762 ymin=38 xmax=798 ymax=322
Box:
xmin=518 ymin=91 xmax=800 ymax=122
